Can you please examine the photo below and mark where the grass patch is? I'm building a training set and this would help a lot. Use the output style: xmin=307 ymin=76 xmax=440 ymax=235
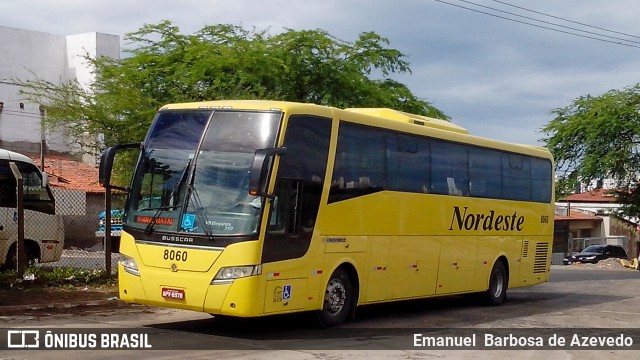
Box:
xmin=0 ymin=264 xmax=115 ymax=290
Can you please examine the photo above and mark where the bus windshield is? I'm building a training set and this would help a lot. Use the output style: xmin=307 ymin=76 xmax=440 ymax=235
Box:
xmin=0 ymin=157 xmax=55 ymax=215
xmin=125 ymin=109 xmax=281 ymax=242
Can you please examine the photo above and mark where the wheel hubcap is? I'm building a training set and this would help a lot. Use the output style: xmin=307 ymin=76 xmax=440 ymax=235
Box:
xmin=492 ymin=272 xmax=504 ymax=297
xmin=325 ymin=278 xmax=346 ymax=315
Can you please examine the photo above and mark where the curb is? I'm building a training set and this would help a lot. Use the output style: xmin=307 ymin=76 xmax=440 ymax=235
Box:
xmin=0 ymin=298 xmax=128 ymax=316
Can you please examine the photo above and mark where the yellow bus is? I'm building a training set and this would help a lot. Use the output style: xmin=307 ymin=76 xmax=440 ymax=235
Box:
xmin=99 ymin=100 xmax=554 ymax=326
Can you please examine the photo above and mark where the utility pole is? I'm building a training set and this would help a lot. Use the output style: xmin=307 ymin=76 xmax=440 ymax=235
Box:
xmin=10 ymin=162 xmax=25 ymax=277
xmin=39 ymin=105 xmax=46 ymax=170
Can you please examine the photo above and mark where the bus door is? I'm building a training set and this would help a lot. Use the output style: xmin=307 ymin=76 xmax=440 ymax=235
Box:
xmin=261 ymin=114 xmax=332 ymax=313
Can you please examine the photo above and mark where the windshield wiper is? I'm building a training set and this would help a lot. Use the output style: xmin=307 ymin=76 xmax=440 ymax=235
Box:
xmin=144 ymin=206 xmax=169 ymax=235
xmin=185 ymin=184 xmax=216 ymax=241
xmin=144 ymin=159 xmax=192 ymax=235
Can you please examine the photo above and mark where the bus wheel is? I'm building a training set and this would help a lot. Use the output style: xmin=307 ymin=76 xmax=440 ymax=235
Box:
xmin=3 ymin=244 xmax=37 ymax=270
xmin=3 ymin=245 xmax=17 ymax=270
xmin=484 ymin=261 xmax=507 ymax=306
xmin=316 ymin=268 xmax=353 ymax=327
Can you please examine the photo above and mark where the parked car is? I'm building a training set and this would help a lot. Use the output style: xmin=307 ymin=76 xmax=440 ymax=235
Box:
xmin=563 ymin=244 xmax=628 ymax=265
xmin=96 ymin=209 xmax=124 ymax=252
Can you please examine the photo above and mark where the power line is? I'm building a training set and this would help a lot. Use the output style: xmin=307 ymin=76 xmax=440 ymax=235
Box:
xmin=490 ymin=0 xmax=640 ymax=40
xmin=457 ymin=0 xmax=640 ymax=45
xmin=433 ymin=0 xmax=640 ymax=49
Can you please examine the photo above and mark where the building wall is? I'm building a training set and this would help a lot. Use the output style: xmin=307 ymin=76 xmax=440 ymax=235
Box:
xmin=0 ymin=26 xmax=119 ymax=157
xmin=554 ymin=215 xmax=640 ymax=260
xmin=568 ymin=220 xmax=603 ymax=239
xmin=609 ymin=217 xmax=640 ymax=258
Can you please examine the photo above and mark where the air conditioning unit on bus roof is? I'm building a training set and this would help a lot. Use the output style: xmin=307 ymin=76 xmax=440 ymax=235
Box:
xmin=344 ymin=108 xmax=468 ymax=135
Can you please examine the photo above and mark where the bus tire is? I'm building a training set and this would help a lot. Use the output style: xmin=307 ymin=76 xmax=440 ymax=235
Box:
xmin=484 ymin=261 xmax=507 ymax=306
xmin=316 ymin=268 xmax=353 ymax=327
xmin=3 ymin=244 xmax=17 ymax=270
xmin=3 ymin=243 xmax=37 ymax=270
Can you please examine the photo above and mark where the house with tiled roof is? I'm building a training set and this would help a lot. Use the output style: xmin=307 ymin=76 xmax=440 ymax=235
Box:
xmin=554 ymin=188 xmax=640 ymax=262
xmin=33 ymin=153 xmax=103 ymax=193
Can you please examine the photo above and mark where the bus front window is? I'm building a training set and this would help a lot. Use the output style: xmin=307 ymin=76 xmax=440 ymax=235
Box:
xmin=125 ymin=109 xmax=281 ymax=242
xmin=184 ymin=111 xmax=280 ymax=237
xmin=126 ymin=110 xmax=211 ymax=235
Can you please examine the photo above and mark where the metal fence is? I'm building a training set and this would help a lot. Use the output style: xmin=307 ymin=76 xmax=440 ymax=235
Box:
xmin=47 ymin=189 xmax=126 ymax=273
xmin=1 ymin=173 xmax=126 ymax=276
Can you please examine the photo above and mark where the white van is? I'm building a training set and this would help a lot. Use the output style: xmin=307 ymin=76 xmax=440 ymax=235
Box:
xmin=0 ymin=149 xmax=64 ymax=269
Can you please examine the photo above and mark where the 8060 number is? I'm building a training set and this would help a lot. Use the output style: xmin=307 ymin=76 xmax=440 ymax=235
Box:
xmin=164 ymin=249 xmax=188 ymax=262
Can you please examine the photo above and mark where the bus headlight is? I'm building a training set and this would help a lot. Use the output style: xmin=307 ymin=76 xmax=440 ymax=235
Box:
xmin=212 ymin=265 xmax=261 ymax=284
xmin=119 ymin=254 xmax=140 ymax=277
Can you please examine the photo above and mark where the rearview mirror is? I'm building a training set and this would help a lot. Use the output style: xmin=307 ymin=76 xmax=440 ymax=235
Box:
xmin=99 ymin=143 xmax=141 ymax=190
xmin=249 ymin=147 xmax=286 ymax=198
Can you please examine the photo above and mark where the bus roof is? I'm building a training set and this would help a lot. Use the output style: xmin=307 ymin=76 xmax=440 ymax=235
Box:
xmin=160 ymin=100 xmax=331 ymax=113
xmin=160 ymin=101 xmax=466 ymax=132
xmin=0 ymin=148 xmax=35 ymax=165
xmin=157 ymin=100 xmax=551 ymax=160
xmin=160 ymin=101 xmax=468 ymax=134
xmin=344 ymin=108 xmax=468 ymax=134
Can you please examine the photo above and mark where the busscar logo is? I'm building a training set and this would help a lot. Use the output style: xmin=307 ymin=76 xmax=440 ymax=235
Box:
xmin=161 ymin=235 xmax=194 ymax=243
xmin=449 ymin=206 xmax=525 ymax=232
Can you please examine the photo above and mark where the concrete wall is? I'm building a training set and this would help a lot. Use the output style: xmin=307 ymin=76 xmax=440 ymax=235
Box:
xmin=609 ymin=217 xmax=640 ymax=258
xmin=55 ymin=190 xmax=127 ymax=250
xmin=63 ymin=192 xmax=104 ymax=249
xmin=0 ymin=26 xmax=119 ymax=157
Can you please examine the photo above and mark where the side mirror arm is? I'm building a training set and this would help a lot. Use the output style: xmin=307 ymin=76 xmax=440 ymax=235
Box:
xmin=249 ymin=147 xmax=287 ymax=199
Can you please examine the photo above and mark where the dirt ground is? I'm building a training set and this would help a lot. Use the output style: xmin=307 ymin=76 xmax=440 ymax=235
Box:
xmin=0 ymin=282 xmax=116 ymax=305
xmin=563 ymin=257 xmax=638 ymax=270
xmin=0 ymin=282 xmax=127 ymax=316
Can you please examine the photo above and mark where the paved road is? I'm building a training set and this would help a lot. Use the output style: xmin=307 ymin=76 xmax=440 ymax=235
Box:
xmin=44 ymin=248 xmax=119 ymax=271
xmin=2 ymin=266 xmax=640 ymax=359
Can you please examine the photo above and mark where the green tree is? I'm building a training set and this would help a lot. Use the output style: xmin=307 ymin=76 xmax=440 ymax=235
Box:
xmin=17 ymin=20 xmax=446 ymax=153
xmin=541 ymin=83 xmax=640 ymax=215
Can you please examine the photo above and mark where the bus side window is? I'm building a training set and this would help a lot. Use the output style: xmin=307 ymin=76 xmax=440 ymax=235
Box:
xmin=0 ymin=160 xmax=16 ymax=207
xmin=387 ymin=134 xmax=430 ymax=193
xmin=531 ymin=158 xmax=552 ymax=202
xmin=502 ymin=154 xmax=531 ymax=201
xmin=330 ymin=122 xmax=386 ymax=201
xmin=431 ymin=140 xmax=469 ymax=196
xmin=469 ymin=148 xmax=502 ymax=198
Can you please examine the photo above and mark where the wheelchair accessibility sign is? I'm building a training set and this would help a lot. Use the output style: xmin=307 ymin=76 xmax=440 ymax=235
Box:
xmin=282 ymin=285 xmax=291 ymax=300
xmin=272 ymin=285 xmax=292 ymax=303
xmin=181 ymin=214 xmax=196 ymax=230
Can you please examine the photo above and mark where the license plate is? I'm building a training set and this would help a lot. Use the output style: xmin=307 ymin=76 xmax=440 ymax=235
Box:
xmin=161 ymin=287 xmax=185 ymax=300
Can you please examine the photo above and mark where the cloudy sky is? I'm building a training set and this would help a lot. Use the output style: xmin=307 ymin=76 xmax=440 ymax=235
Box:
xmin=2 ymin=0 xmax=639 ymax=146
